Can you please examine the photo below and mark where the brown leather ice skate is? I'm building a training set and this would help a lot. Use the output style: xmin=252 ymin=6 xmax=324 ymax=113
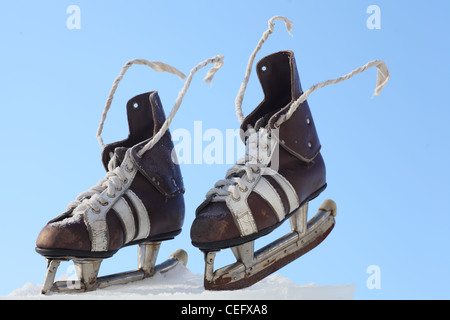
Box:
xmin=191 ymin=16 xmax=389 ymax=290
xmin=36 ymin=56 xmax=224 ymax=294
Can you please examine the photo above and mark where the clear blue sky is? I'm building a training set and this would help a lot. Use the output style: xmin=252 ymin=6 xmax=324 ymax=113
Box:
xmin=0 ymin=0 xmax=449 ymax=299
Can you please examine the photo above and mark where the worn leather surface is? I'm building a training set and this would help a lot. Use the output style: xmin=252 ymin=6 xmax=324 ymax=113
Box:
xmin=191 ymin=51 xmax=326 ymax=248
xmin=269 ymin=98 xmax=321 ymax=163
xmin=131 ymin=132 xmax=184 ymax=198
xmin=127 ymin=170 xmax=185 ymax=239
xmin=36 ymin=91 xmax=184 ymax=254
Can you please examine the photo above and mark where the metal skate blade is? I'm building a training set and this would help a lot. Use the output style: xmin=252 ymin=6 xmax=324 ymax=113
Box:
xmin=41 ymin=243 xmax=188 ymax=294
xmin=204 ymin=199 xmax=336 ymax=291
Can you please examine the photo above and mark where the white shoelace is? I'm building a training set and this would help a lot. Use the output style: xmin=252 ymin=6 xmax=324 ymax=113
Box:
xmin=96 ymin=56 xmax=224 ymax=154
xmin=207 ymin=127 xmax=273 ymax=201
xmin=66 ymin=155 xmax=132 ymax=213
xmin=67 ymin=55 xmax=224 ymax=215
xmin=234 ymin=16 xmax=390 ymax=127
xmin=208 ymin=15 xmax=390 ymax=203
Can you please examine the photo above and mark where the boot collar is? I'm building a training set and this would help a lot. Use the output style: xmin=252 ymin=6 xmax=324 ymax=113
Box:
xmin=240 ymin=51 xmax=321 ymax=163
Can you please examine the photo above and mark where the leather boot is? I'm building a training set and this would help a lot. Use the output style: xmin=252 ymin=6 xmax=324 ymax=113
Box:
xmin=191 ymin=50 xmax=326 ymax=250
xmin=36 ymin=55 xmax=224 ymax=294
xmin=36 ymin=91 xmax=185 ymax=258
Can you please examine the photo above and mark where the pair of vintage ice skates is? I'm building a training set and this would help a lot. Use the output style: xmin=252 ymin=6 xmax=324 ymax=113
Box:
xmin=35 ymin=16 xmax=390 ymax=294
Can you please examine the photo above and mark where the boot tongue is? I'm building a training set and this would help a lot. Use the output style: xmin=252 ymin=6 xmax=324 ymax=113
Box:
xmin=101 ymin=91 xmax=164 ymax=170
xmin=240 ymin=51 xmax=302 ymax=133
xmin=240 ymin=51 xmax=321 ymax=163
xmin=256 ymin=50 xmax=302 ymax=104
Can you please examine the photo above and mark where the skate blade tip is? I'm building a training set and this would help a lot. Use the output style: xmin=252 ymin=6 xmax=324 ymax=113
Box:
xmin=170 ymin=249 xmax=188 ymax=266
xmin=319 ymin=199 xmax=337 ymax=217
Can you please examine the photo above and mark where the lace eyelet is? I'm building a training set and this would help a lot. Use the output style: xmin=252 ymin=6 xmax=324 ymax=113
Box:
xmin=239 ymin=186 xmax=248 ymax=192
xmin=232 ymin=195 xmax=241 ymax=201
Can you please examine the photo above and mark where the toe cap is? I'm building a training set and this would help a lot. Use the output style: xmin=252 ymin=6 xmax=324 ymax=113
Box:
xmin=36 ymin=214 xmax=91 ymax=252
xmin=190 ymin=202 xmax=240 ymax=248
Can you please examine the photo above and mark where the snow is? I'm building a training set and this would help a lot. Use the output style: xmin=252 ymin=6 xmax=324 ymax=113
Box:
xmin=5 ymin=264 xmax=354 ymax=300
